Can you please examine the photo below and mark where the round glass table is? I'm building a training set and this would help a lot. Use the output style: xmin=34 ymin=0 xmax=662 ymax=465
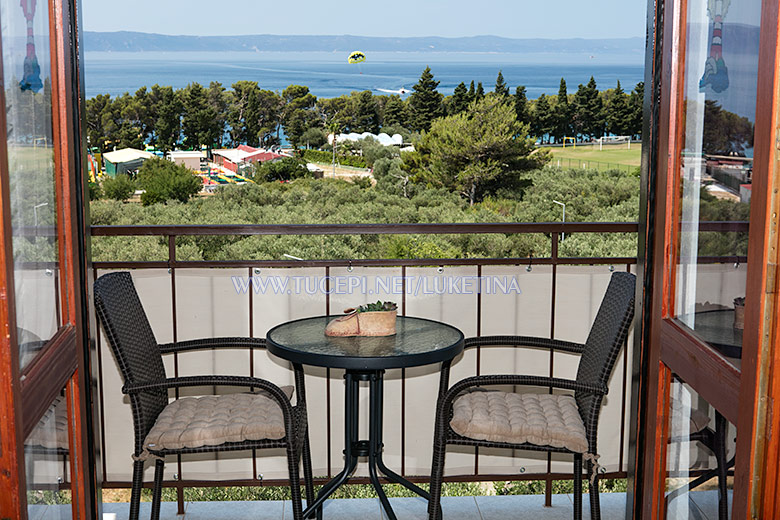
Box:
xmin=267 ymin=315 xmax=465 ymax=520
xmin=680 ymin=309 xmax=742 ymax=359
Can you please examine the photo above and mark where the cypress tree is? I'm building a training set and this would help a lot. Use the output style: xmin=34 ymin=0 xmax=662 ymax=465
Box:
xmin=450 ymin=82 xmax=469 ymax=114
xmin=382 ymin=95 xmax=407 ymax=128
xmin=628 ymin=82 xmax=644 ymax=138
xmin=475 ymin=82 xmax=485 ymax=100
xmin=606 ymin=80 xmax=631 ymax=137
xmin=514 ymin=85 xmax=530 ymax=126
xmin=554 ymin=78 xmax=571 ymax=143
xmin=572 ymin=76 xmax=604 ymax=140
xmin=532 ymin=94 xmax=554 ymax=143
xmin=409 ymin=66 xmax=444 ymax=131
xmin=494 ymin=70 xmax=510 ymax=97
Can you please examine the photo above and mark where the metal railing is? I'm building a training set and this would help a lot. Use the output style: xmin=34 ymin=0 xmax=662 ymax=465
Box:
xmin=89 ymin=221 xmax=746 ymax=509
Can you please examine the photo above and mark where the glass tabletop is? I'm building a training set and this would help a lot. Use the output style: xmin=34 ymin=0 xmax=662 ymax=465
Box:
xmin=266 ymin=315 xmax=465 ymax=370
xmin=677 ymin=309 xmax=742 ymax=359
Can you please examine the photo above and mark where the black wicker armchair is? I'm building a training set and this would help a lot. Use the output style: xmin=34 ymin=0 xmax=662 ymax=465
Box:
xmin=428 ymin=271 xmax=636 ymax=520
xmin=94 ymin=272 xmax=314 ymax=520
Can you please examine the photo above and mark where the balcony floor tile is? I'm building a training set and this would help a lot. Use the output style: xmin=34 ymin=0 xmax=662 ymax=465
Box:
xmin=475 ymin=494 xmax=573 ymax=520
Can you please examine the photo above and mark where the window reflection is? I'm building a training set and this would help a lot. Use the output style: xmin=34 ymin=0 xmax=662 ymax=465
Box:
xmin=675 ymin=0 xmax=760 ymax=366
xmin=664 ymin=376 xmax=734 ymax=520
xmin=0 ymin=0 xmax=60 ymax=369
xmin=24 ymin=393 xmax=73 ymax=520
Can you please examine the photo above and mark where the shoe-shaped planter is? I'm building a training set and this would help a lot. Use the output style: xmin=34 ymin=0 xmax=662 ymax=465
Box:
xmin=325 ymin=302 xmax=398 ymax=337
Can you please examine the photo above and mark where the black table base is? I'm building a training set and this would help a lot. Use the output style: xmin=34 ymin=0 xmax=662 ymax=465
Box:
xmin=303 ymin=370 xmax=430 ymax=520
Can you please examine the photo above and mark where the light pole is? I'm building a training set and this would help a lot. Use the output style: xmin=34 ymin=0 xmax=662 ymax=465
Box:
xmin=553 ymin=200 xmax=566 ymax=241
xmin=33 ymin=202 xmax=48 ymax=227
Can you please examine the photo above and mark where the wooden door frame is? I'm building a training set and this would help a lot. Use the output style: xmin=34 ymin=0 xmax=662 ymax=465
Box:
xmin=0 ymin=0 xmax=96 ymax=518
xmin=639 ymin=0 xmax=780 ymax=517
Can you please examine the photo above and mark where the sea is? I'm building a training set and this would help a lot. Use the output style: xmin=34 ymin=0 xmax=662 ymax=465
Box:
xmin=84 ymin=51 xmax=645 ymax=100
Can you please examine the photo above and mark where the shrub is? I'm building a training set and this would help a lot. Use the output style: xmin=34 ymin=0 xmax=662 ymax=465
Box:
xmin=251 ymin=157 xmax=311 ymax=182
xmin=102 ymin=174 xmax=135 ymax=201
xmin=302 ymin=149 xmax=367 ymax=168
xmin=136 ymin=158 xmax=201 ymax=205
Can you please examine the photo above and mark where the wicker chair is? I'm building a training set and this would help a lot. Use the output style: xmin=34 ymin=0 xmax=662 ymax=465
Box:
xmin=94 ymin=272 xmax=314 ymax=520
xmin=428 ymin=271 xmax=636 ymax=520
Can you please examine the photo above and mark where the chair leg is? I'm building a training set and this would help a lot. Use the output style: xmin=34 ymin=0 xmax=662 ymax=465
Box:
xmin=427 ymin=429 xmax=447 ymax=520
xmin=287 ymin=442 xmax=304 ymax=520
xmin=585 ymin=458 xmax=601 ymax=520
xmin=573 ymin=454 xmax=582 ymax=520
xmin=129 ymin=459 xmax=145 ymax=520
xmin=151 ymin=459 xmax=165 ymax=520
xmin=714 ymin=412 xmax=729 ymax=520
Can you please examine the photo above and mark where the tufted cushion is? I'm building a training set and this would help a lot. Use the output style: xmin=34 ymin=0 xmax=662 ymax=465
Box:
xmin=144 ymin=386 xmax=294 ymax=451
xmin=26 ymin=396 xmax=69 ymax=450
xmin=450 ymin=391 xmax=588 ymax=453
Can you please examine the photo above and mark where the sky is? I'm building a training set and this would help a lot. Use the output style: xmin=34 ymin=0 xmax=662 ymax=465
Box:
xmin=82 ymin=0 xmax=646 ymax=39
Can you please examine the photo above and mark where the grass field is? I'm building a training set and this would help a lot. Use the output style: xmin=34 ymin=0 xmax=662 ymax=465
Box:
xmin=542 ymin=143 xmax=642 ymax=172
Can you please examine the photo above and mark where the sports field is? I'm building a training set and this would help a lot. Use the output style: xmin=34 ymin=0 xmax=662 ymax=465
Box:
xmin=543 ymin=143 xmax=642 ymax=172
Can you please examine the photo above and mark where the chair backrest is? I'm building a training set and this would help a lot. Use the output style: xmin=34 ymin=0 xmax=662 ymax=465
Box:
xmin=94 ymin=272 xmax=168 ymax=451
xmin=574 ymin=271 xmax=636 ymax=443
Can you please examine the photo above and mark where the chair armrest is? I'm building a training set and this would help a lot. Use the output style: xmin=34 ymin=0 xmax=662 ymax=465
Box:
xmin=122 ymin=375 xmax=293 ymax=417
xmin=158 ymin=337 xmax=266 ymax=354
xmin=436 ymin=375 xmax=607 ymax=424
xmin=464 ymin=335 xmax=585 ymax=354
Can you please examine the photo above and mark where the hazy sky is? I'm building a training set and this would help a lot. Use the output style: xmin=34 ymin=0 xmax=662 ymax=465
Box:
xmin=82 ymin=0 xmax=646 ymax=39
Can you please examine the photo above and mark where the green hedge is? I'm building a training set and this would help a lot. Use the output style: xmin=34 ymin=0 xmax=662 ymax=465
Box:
xmin=303 ymin=149 xmax=368 ymax=168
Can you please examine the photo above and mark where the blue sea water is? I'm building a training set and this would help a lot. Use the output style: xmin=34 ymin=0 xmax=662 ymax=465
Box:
xmin=84 ymin=51 xmax=645 ymax=99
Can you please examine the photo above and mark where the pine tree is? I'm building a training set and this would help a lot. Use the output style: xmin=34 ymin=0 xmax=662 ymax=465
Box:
xmin=475 ymin=82 xmax=485 ymax=100
xmin=468 ymin=81 xmax=476 ymax=102
xmin=606 ymin=81 xmax=631 ymax=137
xmin=514 ymin=86 xmax=530 ymax=126
xmin=450 ymin=82 xmax=469 ymax=115
xmin=408 ymin=66 xmax=444 ymax=131
xmin=494 ymin=70 xmax=510 ymax=97
xmin=553 ymin=78 xmax=571 ymax=143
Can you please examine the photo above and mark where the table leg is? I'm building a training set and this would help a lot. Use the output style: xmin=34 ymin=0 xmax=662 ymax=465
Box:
xmin=303 ymin=372 xmax=361 ymax=519
xmin=303 ymin=370 xmax=429 ymax=520
xmin=370 ymin=372 xmax=431 ymax=500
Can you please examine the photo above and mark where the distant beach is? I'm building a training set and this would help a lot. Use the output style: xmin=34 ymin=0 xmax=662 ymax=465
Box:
xmin=84 ymin=51 xmax=644 ymax=99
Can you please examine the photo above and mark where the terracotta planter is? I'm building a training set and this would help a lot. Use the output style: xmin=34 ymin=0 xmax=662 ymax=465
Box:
xmin=734 ymin=304 xmax=745 ymax=330
xmin=325 ymin=310 xmax=397 ymax=337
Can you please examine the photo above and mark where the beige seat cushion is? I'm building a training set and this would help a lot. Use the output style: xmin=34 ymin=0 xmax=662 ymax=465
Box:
xmin=144 ymin=386 xmax=293 ymax=451
xmin=670 ymin=402 xmax=711 ymax=433
xmin=450 ymin=391 xmax=588 ymax=453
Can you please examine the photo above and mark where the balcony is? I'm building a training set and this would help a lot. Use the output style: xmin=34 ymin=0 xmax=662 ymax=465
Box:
xmin=67 ymin=221 xmax=740 ymax=518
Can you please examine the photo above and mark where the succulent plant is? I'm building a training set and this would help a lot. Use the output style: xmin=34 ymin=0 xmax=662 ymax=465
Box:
xmin=356 ymin=301 xmax=397 ymax=312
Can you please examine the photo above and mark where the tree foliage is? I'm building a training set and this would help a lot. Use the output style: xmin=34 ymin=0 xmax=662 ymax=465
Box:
xmin=408 ymin=97 xmax=549 ymax=204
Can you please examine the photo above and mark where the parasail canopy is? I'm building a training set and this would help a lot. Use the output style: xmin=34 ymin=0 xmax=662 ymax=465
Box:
xmin=348 ymin=51 xmax=366 ymax=64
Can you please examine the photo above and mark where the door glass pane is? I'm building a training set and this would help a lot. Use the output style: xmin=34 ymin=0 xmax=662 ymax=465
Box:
xmin=25 ymin=392 xmax=73 ymax=520
xmin=674 ymin=0 xmax=760 ymax=367
xmin=664 ymin=376 xmax=734 ymax=519
xmin=0 ymin=0 xmax=60 ymax=369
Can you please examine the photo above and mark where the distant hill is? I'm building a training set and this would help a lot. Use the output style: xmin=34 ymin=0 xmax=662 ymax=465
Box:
xmin=83 ymin=31 xmax=645 ymax=54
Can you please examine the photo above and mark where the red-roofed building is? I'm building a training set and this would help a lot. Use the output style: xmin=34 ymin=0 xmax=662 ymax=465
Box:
xmin=212 ymin=145 xmax=288 ymax=173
